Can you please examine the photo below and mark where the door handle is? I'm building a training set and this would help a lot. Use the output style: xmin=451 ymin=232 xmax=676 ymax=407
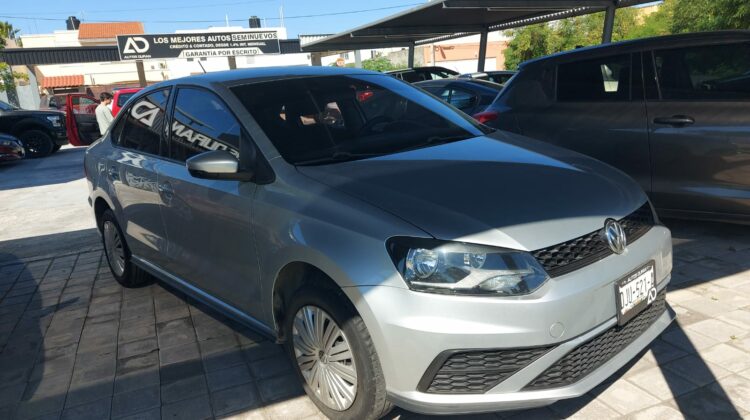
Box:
xmin=157 ymin=182 xmax=174 ymax=200
xmin=107 ymin=166 xmax=119 ymax=181
xmin=653 ymin=115 xmax=695 ymax=127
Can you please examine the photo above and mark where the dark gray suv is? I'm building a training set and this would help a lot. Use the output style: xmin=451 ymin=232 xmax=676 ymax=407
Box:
xmin=484 ymin=31 xmax=750 ymax=224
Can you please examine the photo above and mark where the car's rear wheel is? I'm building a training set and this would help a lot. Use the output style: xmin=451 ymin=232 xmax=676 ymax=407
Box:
xmin=284 ymin=287 xmax=392 ymax=420
xmin=18 ymin=129 xmax=55 ymax=158
xmin=101 ymin=209 xmax=152 ymax=288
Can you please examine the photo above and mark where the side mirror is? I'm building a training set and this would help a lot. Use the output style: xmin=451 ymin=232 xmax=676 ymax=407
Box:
xmin=186 ymin=150 xmax=253 ymax=181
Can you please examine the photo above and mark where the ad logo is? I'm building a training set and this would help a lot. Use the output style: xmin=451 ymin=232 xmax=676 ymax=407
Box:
xmin=123 ymin=37 xmax=150 ymax=54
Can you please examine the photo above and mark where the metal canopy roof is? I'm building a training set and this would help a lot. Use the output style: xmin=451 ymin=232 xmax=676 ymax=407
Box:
xmin=302 ymin=0 xmax=652 ymax=52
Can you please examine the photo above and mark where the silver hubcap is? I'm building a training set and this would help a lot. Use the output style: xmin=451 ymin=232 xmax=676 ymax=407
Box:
xmin=103 ymin=221 xmax=126 ymax=277
xmin=293 ymin=305 xmax=357 ymax=411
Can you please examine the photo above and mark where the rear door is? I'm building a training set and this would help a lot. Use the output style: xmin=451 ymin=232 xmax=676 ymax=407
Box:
xmin=645 ymin=41 xmax=750 ymax=218
xmin=66 ymin=94 xmax=100 ymax=146
xmin=424 ymin=84 xmax=481 ymax=115
xmin=157 ymin=86 xmax=262 ymax=317
xmin=515 ymin=53 xmax=652 ymax=193
xmin=107 ymin=88 xmax=172 ymax=267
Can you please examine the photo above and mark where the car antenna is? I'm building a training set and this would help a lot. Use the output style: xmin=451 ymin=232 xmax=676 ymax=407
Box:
xmin=198 ymin=61 xmax=207 ymax=74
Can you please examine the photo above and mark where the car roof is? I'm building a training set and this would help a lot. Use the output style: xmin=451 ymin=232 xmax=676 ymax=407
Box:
xmin=385 ymin=66 xmax=458 ymax=74
xmin=415 ymin=78 xmax=503 ymax=92
xmin=521 ymin=30 xmax=750 ymax=68
xmin=145 ymin=66 xmax=384 ymax=92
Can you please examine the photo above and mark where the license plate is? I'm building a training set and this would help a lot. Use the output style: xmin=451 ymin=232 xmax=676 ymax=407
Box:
xmin=615 ymin=262 xmax=657 ymax=326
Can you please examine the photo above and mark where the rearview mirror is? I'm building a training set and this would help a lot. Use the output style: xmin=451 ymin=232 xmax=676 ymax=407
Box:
xmin=186 ymin=150 xmax=253 ymax=181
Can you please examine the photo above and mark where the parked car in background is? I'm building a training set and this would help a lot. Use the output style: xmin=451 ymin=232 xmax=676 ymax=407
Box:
xmin=46 ymin=93 xmax=102 ymax=146
xmin=0 ymin=100 xmax=67 ymax=158
xmin=386 ymin=66 xmax=458 ymax=82
xmin=0 ymin=133 xmax=24 ymax=162
xmin=484 ymin=31 xmax=750 ymax=223
xmin=415 ymin=78 xmax=503 ymax=117
xmin=459 ymin=70 xmax=517 ymax=85
xmin=87 ymin=66 xmax=673 ymax=419
xmin=111 ymin=87 xmax=142 ymax=116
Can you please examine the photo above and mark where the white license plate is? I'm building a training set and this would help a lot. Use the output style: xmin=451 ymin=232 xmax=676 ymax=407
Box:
xmin=616 ymin=262 xmax=657 ymax=325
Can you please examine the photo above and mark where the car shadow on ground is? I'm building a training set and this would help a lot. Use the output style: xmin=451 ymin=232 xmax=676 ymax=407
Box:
xmin=0 ymin=147 xmax=86 ymax=192
xmin=1 ymin=219 xmax=748 ymax=419
xmin=0 ymin=230 xmax=313 ymax=419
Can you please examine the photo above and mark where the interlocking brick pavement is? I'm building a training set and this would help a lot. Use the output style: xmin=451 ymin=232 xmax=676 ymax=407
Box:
xmin=1 ymin=219 xmax=749 ymax=419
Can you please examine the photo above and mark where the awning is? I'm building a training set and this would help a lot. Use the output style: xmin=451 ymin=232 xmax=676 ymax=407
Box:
xmin=40 ymin=75 xmax=84 ymax=88
xmin=303 ymin=0 xmax=653 ymax=52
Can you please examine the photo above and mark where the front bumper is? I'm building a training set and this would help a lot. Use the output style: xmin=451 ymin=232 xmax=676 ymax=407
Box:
xmin=345 ymin=226 xmax=673 ymax=415
xmin=52 ymin=128 xmax=69 ymax=146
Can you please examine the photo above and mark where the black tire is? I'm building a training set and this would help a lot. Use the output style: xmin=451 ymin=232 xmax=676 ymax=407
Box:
xmin=284 ymin=286 xmax=393 ymax=420
xmin=51 ymin=144 xmax=62 ymax=153
xmin=18 ymin=129 xmax=55 ymax=158
xmin=100 ymin=209 xmax=152 ymax=288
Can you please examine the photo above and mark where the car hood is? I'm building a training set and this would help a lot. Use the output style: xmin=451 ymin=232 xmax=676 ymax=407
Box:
xmin=297 ymin=132 xmax=648 ymax=251
xmin=3 ymin=109 xmax=65 ymax=117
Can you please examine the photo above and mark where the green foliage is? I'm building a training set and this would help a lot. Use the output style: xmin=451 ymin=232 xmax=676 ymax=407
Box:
xmin=0 ymin=21 xmax=20 ymax=48
xmin=503 ymin=23 xmax=552 ymax=71
xmin=361 ymin=56 xmax=398 ymax=72
xmin=671 ymin=0 xmax=750 ymax=33
xmin=0 ymin=63 xmax=28 ymax=93
xmin=504 ymin=0 xmax=748 ymax=70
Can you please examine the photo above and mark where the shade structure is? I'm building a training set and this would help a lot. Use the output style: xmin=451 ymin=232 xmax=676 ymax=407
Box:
xmin=302 ymin=0 xmax=653 ymax=53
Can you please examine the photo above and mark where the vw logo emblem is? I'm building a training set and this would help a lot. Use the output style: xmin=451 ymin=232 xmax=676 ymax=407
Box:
xmin=603 ymin=219 xmax=627 ymax=254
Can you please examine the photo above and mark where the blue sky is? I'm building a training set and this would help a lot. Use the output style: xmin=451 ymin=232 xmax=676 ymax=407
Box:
xmin=2 ymin=0 xmax=424 ymax=38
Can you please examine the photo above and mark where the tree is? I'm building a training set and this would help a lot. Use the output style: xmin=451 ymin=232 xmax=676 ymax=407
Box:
xmin=0 ymin=21 xmax=27 ymax=94
xmin=503 ymin=23 xmax=553 ymax=70
xmin=671 ymin=0 xmax=750 ymax=33
xmin=504 ymin=8 xmax=640 ymax=69
xmin=0 ymin=21 xmax=20 ymax=48
xmin=361 ymin=56 xmax=397 ymax=72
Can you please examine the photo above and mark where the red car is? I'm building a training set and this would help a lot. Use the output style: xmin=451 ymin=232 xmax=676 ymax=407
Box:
xmin=47 ymin=93 xmax=102 ymax=147
xmin=111 ymin=88 xmax=142 ymax=116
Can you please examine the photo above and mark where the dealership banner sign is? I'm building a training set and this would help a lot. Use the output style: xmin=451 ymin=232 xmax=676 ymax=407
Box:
xmin=117 ymin=31 xmax=280 ymax=60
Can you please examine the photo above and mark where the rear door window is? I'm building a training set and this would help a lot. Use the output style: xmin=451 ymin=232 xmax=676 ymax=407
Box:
xmin=557 ymin=54 xmax=632 ymax=102
xmin=652 ymin=42 xmax=750 ymax=100
xmin=169 ymin=87 xmax=241 ymax=162
xmin=117 ymin=89 xmax=171 ymax=156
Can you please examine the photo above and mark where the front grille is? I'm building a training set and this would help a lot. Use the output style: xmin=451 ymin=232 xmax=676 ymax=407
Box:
xmin=532 ymin=202 xmax=655 ymax=277
xmin=419 ymin=346 xmax=552 ymax=394
xmin=524 ymin=290 xmax=667 ymax=390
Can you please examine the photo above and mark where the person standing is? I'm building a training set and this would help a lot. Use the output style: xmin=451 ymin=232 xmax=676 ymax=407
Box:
xmin=95 ymin=92 xmax=114 ymax=135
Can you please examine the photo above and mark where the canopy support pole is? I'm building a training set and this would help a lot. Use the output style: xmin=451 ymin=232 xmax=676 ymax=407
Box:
xmin=477 ymin=28 xmax=488 ymax=72
xmin=136 ymin=60 xmax=147 ymax=87
xmin=407 ymin=42 xmax=415 ymax=68
xmin=602 ymin=1 xmax=616 ymax=43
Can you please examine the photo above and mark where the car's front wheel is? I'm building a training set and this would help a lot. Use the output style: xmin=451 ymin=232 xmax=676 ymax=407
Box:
xmin=100 ymin=209 xmax=152 ymax=288
xmin=18 ymin=129 xmax=55 ymax=158
xmin=284 ymin=287 xmax=392 ymax=420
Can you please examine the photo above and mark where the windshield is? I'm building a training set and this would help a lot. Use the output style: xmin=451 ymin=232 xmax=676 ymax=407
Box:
xmin=0 ymin=100 xmax=18 ymax=111
xmin=232 ymin=74 xmax=490 ymax=165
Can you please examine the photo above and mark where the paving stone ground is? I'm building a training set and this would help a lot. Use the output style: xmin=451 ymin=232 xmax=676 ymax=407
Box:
xmin=1 ymin=149 xmax=750 ymax=419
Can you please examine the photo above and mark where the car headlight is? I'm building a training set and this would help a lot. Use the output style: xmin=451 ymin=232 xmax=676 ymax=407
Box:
xmin=387 ymin=237 xmax=549 ymax=296
xmin=46 ymin=115 xmax=62 ymax=127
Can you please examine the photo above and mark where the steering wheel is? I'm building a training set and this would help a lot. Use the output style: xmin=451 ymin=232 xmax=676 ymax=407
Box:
xmin=359 ymin=116 xmax=394 ymax=134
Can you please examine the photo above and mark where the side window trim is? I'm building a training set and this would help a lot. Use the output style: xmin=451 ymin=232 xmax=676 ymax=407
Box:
xmin=168 ymin=84 xmax=252 ymax=164
xmin=111 ymin=87 xmax=172 ymax=159
xmin=649 ymin=41 xmax=750 ymax=102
